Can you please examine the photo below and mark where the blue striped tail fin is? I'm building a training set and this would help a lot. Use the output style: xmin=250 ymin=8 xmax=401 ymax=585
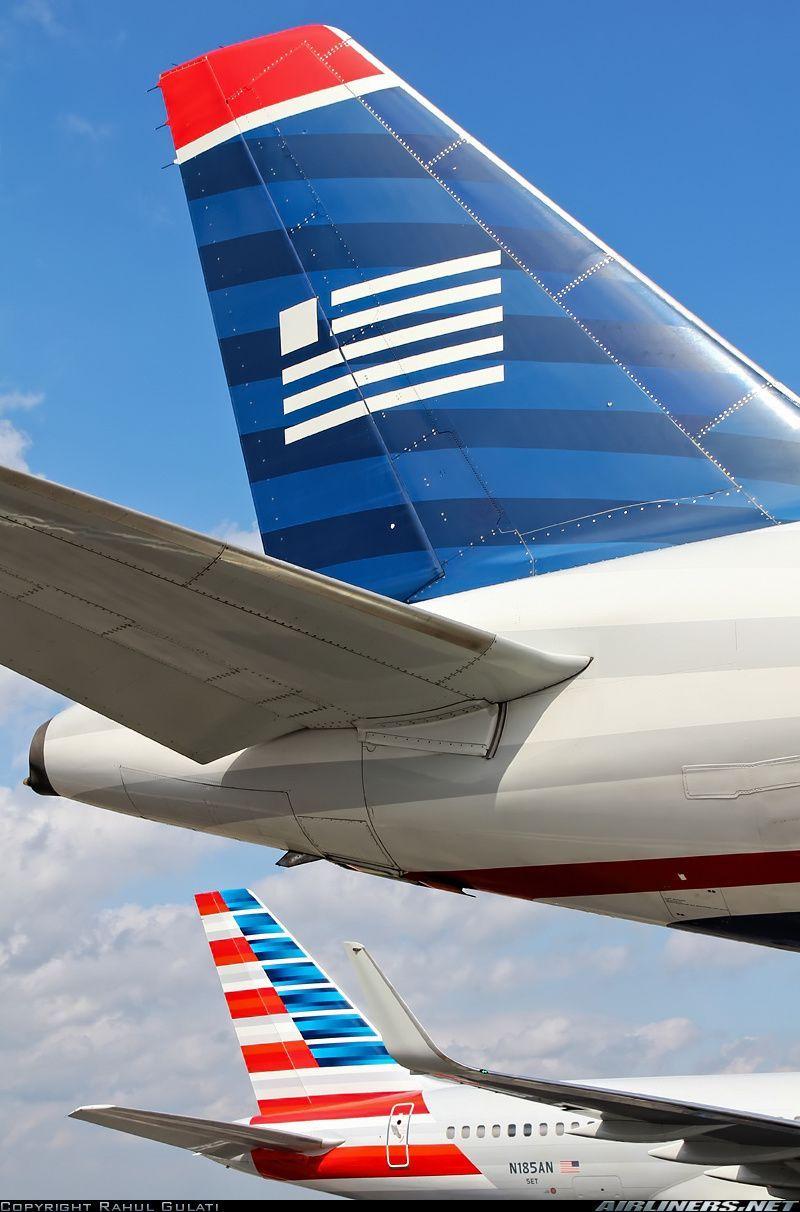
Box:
xmin=195 ymin=887 xmax=411 ymax=1117
xmin=160 ymin=25 xmax=800 ymax=603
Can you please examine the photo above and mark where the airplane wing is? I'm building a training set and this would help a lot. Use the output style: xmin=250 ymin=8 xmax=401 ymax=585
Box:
xmin=0 ymin=465 xmax=587 ymax=763
xmin=346 ymin=940 xmax=800 ymax=1182
xmin=70 ymin=1104 xmax=341 ymax=1158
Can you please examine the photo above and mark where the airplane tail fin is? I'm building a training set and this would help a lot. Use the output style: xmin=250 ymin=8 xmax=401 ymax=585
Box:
xmin=195 ymin=887 xmax=411 ymax=1121
xmin=160 ymin=26 xmax=800 ymax=604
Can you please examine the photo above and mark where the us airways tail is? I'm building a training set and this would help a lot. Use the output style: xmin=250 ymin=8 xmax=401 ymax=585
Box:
xmin=160 ymin=24 xmax=800 ymax=605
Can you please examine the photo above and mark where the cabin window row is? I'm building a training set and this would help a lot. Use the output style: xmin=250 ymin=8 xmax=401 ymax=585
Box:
xmin=445 ymin=1120 xmax=581 ymax=1139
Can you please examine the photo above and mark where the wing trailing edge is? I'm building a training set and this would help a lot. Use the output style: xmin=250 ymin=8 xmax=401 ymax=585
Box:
xmin=0 ymin=465 xmax=587 ymax=762
xmin=70 ymin=1105 xmax=341 ymax=1158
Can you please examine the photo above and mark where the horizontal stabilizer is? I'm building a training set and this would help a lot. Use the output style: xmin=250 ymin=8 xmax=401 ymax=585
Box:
xmin=0 ymin=465 xmax=587 ymax=762
xmin=346 ymin=941 xmax=800 ymax=1152
xmin=70 ymin=1104 xmax=341 ymax=1157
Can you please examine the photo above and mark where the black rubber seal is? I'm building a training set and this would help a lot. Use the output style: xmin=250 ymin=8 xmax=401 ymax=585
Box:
xmin=27 ymin=718 xmax=58 ymax=796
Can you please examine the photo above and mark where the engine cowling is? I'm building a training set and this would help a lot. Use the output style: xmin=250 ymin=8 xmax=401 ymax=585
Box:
xmin=27 ymin=703 xmax=386 ymax=866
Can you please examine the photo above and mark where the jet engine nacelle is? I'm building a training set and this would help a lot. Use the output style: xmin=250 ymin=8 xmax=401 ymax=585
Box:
xmin=27 ymin=698 xmax=513 ymax=876
xmin=29 ymin=703 xmax=389 ymax=867
xmin=28 ymin=652 xmax=800 ymax=950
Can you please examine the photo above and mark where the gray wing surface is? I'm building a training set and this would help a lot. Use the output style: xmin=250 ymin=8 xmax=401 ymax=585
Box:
xmin=0 ymin=465 xmax=587 ymax=762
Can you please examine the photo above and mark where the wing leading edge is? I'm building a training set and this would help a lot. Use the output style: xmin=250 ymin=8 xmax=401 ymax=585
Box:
xmin=0 ymin=465 xmax=587 ymax=762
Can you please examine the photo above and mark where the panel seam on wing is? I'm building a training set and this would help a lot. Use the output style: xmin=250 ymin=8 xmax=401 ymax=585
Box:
xmin=439 ymin=637 xmax=501 ymax=686
xmin=183 ymin=548 xmax=226 ymax=588
xmin=0 ymin=515 xmax=492 ymax=705
xmin=11 ymin=579 xmax=135 ymax=635
xmin=190 ymin=579 xmax=494 ymax=698
xmin=0 ymin=575 xmax=338 ymax=716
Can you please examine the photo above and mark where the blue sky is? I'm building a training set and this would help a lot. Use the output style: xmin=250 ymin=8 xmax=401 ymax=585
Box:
xmin=2 ymin=0 xmax=800 ymax=1198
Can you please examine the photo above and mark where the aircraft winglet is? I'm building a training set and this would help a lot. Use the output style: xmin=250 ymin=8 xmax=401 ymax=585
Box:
xmin=344 ymin=940 xmax=455 ymax=1075
xmin=345 ymin=939 xmax=800 ymax=1158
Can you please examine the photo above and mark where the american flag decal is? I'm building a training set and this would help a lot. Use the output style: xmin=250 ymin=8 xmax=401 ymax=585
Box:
xmin=560 ymin=1159 xmax=581 ymax=1173
xmin=278 ymin=250 xmax=505 ymax=445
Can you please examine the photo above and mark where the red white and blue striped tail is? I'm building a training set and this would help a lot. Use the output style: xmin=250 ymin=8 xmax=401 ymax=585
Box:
xmin=195 ymin=888 xmax=412 ymax=1118
xmin=160 ymin=26 xmax=800 ymax=606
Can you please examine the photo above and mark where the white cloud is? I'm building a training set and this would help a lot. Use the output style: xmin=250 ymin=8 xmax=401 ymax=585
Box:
xmin=0 ymin=786 xmax=273 ymax=1195
xmin=13 ymin=0 xmax=63 ymax=37
xmin=60 ymin=113 xmax=113 ymax=142
xmin=664 ymin=929 xmax=762 ymax=971
xmin=0 ymin=787 xmax=213 ymax=938
xmin=0 ymin=666 xmax=57 ymax=720
xmin=0 ymin=386 xmax=43 ymax=473
xmin=719 ymin=1036 xmax=769 ymax=1075
xmin=0 ymin=389 xmax=43 ymax=412
xmin=0 ymin=417 xmax=33 ymax=471
xmin=0 ymin=668 xmax=62 ymax=776
xmin=0 ymin=385 xmax=59 ymax=766
xmin=592 ymin=944 xmax=630 ymax=975
xmin=211 ymin=519 xmax=262 ymax=552
xmin=0 ymin=790 xmax=793 ymax=1196
xmin=631 ymin=1016 xmax=698 ymax=1062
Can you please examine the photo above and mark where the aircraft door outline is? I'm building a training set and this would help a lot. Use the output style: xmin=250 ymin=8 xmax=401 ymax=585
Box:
xmin=386 ymin=1101 xmax=414 ymax=1168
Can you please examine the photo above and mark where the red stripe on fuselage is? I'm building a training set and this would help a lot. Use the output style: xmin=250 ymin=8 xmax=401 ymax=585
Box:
xmin=252 ymin=1142 xmax=479 ymax=1181
xmin=159 ymin=26 xmax=381 ymax=152
xmin=412 ymin=848 xmax=800 ymax=901
xmin=253 ymin=1091 xmax=428 ymax=1123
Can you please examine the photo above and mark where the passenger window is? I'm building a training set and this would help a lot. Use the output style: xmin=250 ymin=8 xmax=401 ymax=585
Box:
xmin=523 ymin=1123 xmax=532 ymax=1137
xmin=571 ymin=1120 xmax=580 ymax=1130
xmin=462 ymin=1125 xmax=470 ymax=1139
xmin=492 ymin=1124 xmax=501 ymax=1138
xmin=476 ymin=1125 xmax=486 ymax=1138
xmin=446 ymin=1126 xmax=455 ymax=1139
xmin=556 ymin=1122 xmax=564 ymax=1135
xmin=508 ymin=1124 xmax=517 ymax=1137
xmin=539 ymin=1123 xmax=548 ymax=1136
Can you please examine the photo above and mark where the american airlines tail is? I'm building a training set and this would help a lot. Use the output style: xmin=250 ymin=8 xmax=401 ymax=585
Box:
xmin=72 ymin=889 xmax=800 ymax=1199
xmin=194 ymin=886 xmax=416 ymax=1119
xmin=161 ymin=24 xmax=800 ymax=604
xmin=73 ymin=888 xmax=485 ymax=1198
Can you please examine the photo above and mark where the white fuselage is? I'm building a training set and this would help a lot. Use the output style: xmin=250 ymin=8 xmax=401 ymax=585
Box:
xmin=40 ymin=523 xmax=800 ymax=942
xmin=226 ymin=1070 xmax=800 ymax=1199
